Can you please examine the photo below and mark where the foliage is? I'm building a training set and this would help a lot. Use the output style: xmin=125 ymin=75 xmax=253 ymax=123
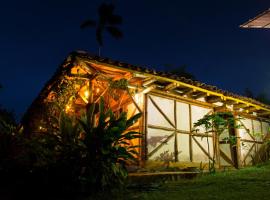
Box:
xmin=155 ymin=150 xmax=174 ymax=169
xmin=79 ymin=97 xmax=142 ymax=192
xmin=249 ymin=130 xmax=270 ymax=165
xmin=194 ymin=112 xmax=238 ymax=134
xmin=250 ymin=141 xmax=270 ymax=165
xmin=243 ymin=87 xmax=270 ymax=105
xmin=0 ymin=78 xmax=142 ymax=198
xmin=0 ymin=84 xmax=18 ymax=172
xmin=194 ymin=112 xmax=240 ymax=172
xmin=164 ymin=64 xmax=195 ymax=80
xmin=109 ymin=78 xmax=128 ymax=90
xmin=45 ymin=77 xmax=84 ymax=134
xmin=16 ymin=97 xmax=142 ymax=197
xmin=0 ymin=107 xmax=16 ymax=135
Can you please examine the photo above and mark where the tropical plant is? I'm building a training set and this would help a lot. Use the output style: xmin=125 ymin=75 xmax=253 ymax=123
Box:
xmin=21 ymin=97 xmax=141 ymax=196
xmin=154 ymin=150 xmax=175 ymax=169
xmin=80 ymin=2 xmax=123 ymax=55
xmin=194 ymin=112 xmax=239 ymax=173
xmin=79 ymin=97 xmax=141 ymax=193
xmin=249 ymin=130 xmax=270 ymax=165
xmin=0 ymin=84 xmax=17 ymax=169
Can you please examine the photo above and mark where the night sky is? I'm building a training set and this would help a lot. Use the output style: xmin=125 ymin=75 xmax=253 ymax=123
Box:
xmin=1 ymin=0 xmax=270 ymax=120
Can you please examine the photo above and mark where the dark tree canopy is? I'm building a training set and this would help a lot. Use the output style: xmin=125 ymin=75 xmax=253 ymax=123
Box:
xmin=165 ymin=64 xmax=195 ymax=80
xmin=243 ymin=87 xmax=270 ymax=105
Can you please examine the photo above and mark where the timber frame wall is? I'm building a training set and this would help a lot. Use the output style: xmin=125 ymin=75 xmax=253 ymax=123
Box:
xmin=22 ymin=51 xmax=270 ymax=169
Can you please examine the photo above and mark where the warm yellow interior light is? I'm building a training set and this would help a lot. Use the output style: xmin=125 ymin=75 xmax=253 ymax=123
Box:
xmin=134 ymin=93 xmax=141 ymax=104
xmin=96 ymin=88 xmax=100 ymax=93
xmin=84 ymin=90 xmax=90 ymax=98
xmin=65 ymin=105 xmax=71 ymax=112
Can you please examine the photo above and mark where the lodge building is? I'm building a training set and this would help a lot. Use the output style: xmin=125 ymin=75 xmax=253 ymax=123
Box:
xmin=22 ymin=51 xmax=270 ymax=169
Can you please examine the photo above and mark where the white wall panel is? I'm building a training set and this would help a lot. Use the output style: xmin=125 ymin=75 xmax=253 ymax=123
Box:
xmin=150 ymin=137 xmax=175 ymax=161
xmin=219 ymin=128 xmax=232 ymax=166
xmin=241 ymin=141 xmax=255 ymax=165
xmin=150 ymin=95 xmax=174 ymax=125
xmin=191 ymin=105 xmax=212 ymax=134
xmin=192 ymin=136 xmax=213 ymax=163
xmin=253 ymin=120 xmax=263 ymax=141
xmin=176 ymin=102 xmax=190 ymax=131
xmin=147 ymin=98 xmax=172 ymax=128
xmin=147 ymin=128 xmax=173 ymax=154
xmin=239 ymin=118 xmax=253 ymax=141
xmin=177 ymin=134 xmax=190 ymax=162
xmin=262 ymin=122 xmax=270 ymax=136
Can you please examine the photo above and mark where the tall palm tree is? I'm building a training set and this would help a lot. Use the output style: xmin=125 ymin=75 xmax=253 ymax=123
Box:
xmin=80 ymin=3 xmax=123 ymax=56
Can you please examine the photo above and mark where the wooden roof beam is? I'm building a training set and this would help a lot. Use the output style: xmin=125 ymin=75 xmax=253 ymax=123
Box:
xmin=233 ymin=103 xmax=249 ymax=110
xmin=214 ymin=105 xmax=229 ymax=112
xmin=246 ymin=106 xmax=258 ymax=113
xmin=257 ymin=111 xmax=270 ymax=117
xmin=224 ymin=99 xmax=235 ymax=105
xmin=142 ymin=78 xmax=157 ymax=87
xmin=193 ymin=92 xmax=208 ymax=99
xmin=182 ymin=88 xmax=195 ymax=96
xmin=164 ymin=83 xmax=178 ymax=91
xmin=205 ymin=95 xmax=222 ymax=103
xmin=187 ymin=91 xmax=204 ymax=99
xmin=66 ymin=73 xmax=93 ymax=80
xmin=141 ymin=84 xmax=157 ymax=94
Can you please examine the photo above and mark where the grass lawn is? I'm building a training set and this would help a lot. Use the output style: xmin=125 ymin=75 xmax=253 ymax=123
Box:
xmin=127 ymin=162 xmax=270 ymax=200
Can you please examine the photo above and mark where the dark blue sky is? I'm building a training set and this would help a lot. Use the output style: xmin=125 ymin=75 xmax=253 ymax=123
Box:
xmin=1 ymin=0 xmax=270 ymax=119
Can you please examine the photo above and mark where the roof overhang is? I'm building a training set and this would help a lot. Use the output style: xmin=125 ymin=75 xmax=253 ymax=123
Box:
xmin=240 ymin=8 xmax=270 ymax=28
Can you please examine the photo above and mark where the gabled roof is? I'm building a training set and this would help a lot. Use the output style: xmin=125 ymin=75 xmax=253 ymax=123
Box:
xmin=22 ymin=51 xmax=270 ymax=125
xmin=240 ymin=8 xmax=270 ymax=28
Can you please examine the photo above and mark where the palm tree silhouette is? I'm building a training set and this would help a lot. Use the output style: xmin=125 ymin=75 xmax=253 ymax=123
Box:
xmin=80 ymin=2 xmax=123 ymax=56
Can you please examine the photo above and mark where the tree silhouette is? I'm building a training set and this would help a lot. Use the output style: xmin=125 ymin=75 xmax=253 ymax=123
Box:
xmin=244 ymin=88 xmax=254 ymax=98
xmin=164 ymin=64 xmax=195 ymax=80
xmin=0 ymin=84 xmax=16 ymax=127
xmin=80 ymin=2 xmax=123 ymax=56
xmin=243 ymin=88 xmax=270 ymax=105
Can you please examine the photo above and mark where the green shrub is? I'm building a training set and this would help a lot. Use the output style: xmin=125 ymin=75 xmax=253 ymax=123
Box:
xmin=19 ymin=97 xmax=141 ymax=196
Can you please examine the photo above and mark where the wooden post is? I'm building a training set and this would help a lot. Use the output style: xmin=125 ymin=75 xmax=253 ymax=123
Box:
xmin=213 ymin=110 xmax=221 ymax=169
xmin=174 ymin=100 xmax=178 ymax=162
xmin=235 ymin=115 xmax=242 ymax=168
xmin=139 ymin=93 xmax=147 ymax=166
xmin=89 ymin=80 xmax=94 ymax=103
xmin=260 ymin=120 xmax=263 ymax=141
xmin=251 ymin=119 xmax=257 ymax=153
xmin=189 ymin=104 xmax=193 ymax=162
xmin=143 ymin=94 xmax=148 ymax=162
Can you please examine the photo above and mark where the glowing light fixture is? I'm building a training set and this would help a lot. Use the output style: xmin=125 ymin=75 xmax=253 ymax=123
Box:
xmin=96 ymin=88 xmax=100 ymax=93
